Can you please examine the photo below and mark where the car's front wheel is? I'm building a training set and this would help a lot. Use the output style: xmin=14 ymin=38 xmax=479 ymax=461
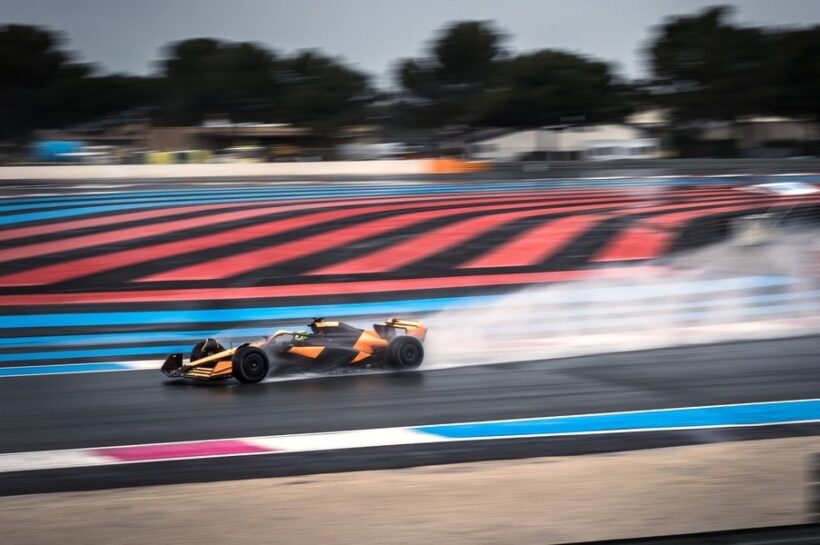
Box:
xmin=232 ymin=347 xmax=270 ymax=383
xmin=385 ymin=336 xmax=424 ymax=370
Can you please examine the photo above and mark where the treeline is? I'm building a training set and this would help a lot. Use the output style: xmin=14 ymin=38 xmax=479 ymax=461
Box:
xmin=1 ymin=5 xmax=819 ymax=142
xmin=0 ymin=26 xmax=373 ymax=141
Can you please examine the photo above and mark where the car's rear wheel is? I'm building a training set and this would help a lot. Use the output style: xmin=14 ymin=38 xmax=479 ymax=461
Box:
xmin=190 ymin=338 xmax=225 ymax=362
xmin=232 ymin=347 xmax=270 ymax=383
xmin=385 ymin=336 xmax=424 ymax=370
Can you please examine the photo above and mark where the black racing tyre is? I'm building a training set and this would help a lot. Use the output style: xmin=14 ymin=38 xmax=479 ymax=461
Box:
xmin=190 ymin=338 xmax=225 ymax=362
xmin=232 ymin=346 xmax=270 ymax=383
xmin=385 ymin=336 xmax=424 ymax=370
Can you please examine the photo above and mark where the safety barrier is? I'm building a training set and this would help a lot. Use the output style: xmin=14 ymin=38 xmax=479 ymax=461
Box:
xmin=0 ymin=158 xmax=490 ymax=181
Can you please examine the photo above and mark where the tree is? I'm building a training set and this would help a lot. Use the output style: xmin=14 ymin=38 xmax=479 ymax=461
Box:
xmin=647 ymin=6 xmax=765 ymax=121
xmin=432 ymin=21 xmax=503 ymax=88
xmin=0 ymin=24 xmax=159 ymax=142
xmin=52 ymin=74 xmax=160 ymax=129
xmin=396 ymin=21 xmax=506 ymax=126
xmin=275 ymin=50 xmax=373 ymax=129
xmin=762 ymin=26 xmax=820 ymax=120
xmin=0 ymin=25 xmax=81 ymax=140
xmin=159 ymin=38 xmax=279 ymax=125
xmin=478 ymin=50 xmax=633 ymax=127
xmin=158 ymin=39 xmax=372 ymax=128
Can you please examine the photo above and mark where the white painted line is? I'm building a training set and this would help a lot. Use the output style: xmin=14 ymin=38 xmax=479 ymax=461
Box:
xmin=124 ymin=361 xmax=165 ymax=370
xmin=0 ymin=193 xmax=62 ymax=199
xmin=247 ymin=428 xmax=444 ymax=452
xmin=69 ymin=184 xmax=139 ymax=189
xmin=0 ymin=449 xmax=112 ymax=472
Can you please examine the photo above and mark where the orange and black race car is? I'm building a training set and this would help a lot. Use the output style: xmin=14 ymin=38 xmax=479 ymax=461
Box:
xmin=161 ymin=318 xmax=427 ymax=383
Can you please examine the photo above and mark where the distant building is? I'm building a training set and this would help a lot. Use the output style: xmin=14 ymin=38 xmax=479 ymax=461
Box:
xmin=699 ymin=117 xmax=820 ymax=157
xmin=583 ymin=138 xmax=662 ymax=161
xmin=626 ymin=108 xmax=670 ymax=129
xmin=464 ymin=124 xmax=661 ymax=162
xmin=146 ymin=124 xmax=321 ymax=154
xmin=37 ymin=122 xmax=381 ymax=163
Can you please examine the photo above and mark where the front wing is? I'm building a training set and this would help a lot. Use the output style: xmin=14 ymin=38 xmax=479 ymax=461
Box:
xmin=161 ymin=349 xmax=236 ymax=380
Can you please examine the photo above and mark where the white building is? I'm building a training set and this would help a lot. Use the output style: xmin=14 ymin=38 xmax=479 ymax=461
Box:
xmin=466 ymin=124 xmax=661 ymax=161
xmin=700 ymin=117 xmax=820 ymax=149
xmin=583 ymin=138 xmax=661 ymax=161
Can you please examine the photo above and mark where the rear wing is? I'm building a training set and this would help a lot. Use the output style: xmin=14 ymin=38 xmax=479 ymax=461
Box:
xmin=374 ymin=318 xmax=427 ymax=341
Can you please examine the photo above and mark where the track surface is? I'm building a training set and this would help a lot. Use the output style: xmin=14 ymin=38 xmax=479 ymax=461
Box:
xmin=3 ymin=336 xmax=818 ymax=453
xmin=1 ymin=336 xmax=819 ymax=495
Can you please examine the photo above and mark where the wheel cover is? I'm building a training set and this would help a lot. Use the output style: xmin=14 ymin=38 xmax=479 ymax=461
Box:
xmin=242 ymin=353 xmax=266 ymax=379
xmin=400 ymin=344 xmax=420 ymax=365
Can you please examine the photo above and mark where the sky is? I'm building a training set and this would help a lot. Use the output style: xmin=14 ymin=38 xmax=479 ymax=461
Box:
xmin=3 ymin=0 xmax=820 ymax=87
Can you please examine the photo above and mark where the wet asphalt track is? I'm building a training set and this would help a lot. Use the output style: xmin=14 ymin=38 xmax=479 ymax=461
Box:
xmin=3 ymin=335 xmax=819 ymax=453
xmin=1 ymin=336 xmax=818 ymax=494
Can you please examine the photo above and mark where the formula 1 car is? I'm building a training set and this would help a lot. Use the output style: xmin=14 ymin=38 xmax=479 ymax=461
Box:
xmin=161 ymin=318 xmax=426 ymax=383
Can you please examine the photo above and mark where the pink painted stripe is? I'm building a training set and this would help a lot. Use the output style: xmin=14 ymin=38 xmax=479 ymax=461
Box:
xmin=594 ymin=226 xmax=667 ymax=262
xmin=95 ymin=439 xmax=273 ymax=462
xmin=594 ymin=196 xmax=820 ymax=262
xmin=0 ymin=193 xmax=780 ymax=287
xmin=0 ymin=266 xmax=667 ymax=306
xmin=0 ymin=193 xmax=559 ymax=286
xmin=309 ymin=206 xmax=642 ymax=275
xmin=0 ymin=190 xmax=554 ymax=264
xmin=0 ymin=186 xmax=734 ymax=246
xmin=0 ymin=192 xmax=421 ymax=244
xmin=461 ymin=215 xmax=608 ymax=269
xmin=0 ymin=202 xmax=257 ymax=243
xmin=0 ymin=187 xmax=732 ymax=248
xmin=464 ymin=194 xmax=793 ymax=268
xmin=306 ymin=190 xmax=762 ymax=276
xmin=141 ymin=196 xmax=650 ymax=282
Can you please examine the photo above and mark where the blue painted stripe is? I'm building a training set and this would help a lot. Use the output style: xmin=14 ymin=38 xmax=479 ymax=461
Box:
xmin=0 ymin=188 xmax=487 ymax=226
xmin=0 ymin=303 xmax=817 ymax=362
xmin=0 ymin=192 xmax=287 ymax=213
xmin=0 ymin=295 xmax=501 ymax=329
xmin=0 ymin=176 xmax=749 ymax=206
xmin=0 ymin=362 xmax=132 ymax=377
xmin=0 ymin=182 xmax=550 ymax=223
xmin=0 ymin=196 xmax=285 ymax=226
xmin=0 ymin=287 xmax=815 ymax=349
xmin=9 ymin=173 xmax=814 ymax=222
xmin=1 ymin=181 xmax=548 ymax=207
xmin=4 ymin=175 xmax=814 ymax=225
xmin=1 ymin=186 xmax=357 ymax=206
xmin=4 ymin=175 xmax=815 ymax=208
xmin=416 ymin=399 xmax=820 ymax=439
xmin=0 ymin=344 xmax=192 ymax=363
xmin=1 ymin=297 xmax=815 ymax=363
xmin=0 ymin=326 xmax=298 ymax=348
xmin=0 ymin=187 xmax=417 ymax=212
